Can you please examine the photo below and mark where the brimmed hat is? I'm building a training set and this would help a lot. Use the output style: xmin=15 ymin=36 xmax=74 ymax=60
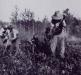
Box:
xmin=8 ymin=24 xmax=14 ymax=29
xmin=52 ymin=11 xmax=63 ymax=20
xmin=4 ymin=25 xmax=8 ymax=29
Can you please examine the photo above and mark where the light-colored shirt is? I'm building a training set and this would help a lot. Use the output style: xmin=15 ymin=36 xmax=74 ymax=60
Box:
xmin=7 ymin=29 xmax=19 ymax=40
xmin=0 ymin=28 xmax=4 ymax=36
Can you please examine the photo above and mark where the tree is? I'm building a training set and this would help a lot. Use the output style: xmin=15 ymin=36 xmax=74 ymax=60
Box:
xmin=10 ymin=5 xmax=19 ymax=25
xmin=21 ymin=9 xmax=34 ymax=21
xmin=42 ymin=16 xmax=51 ymax=28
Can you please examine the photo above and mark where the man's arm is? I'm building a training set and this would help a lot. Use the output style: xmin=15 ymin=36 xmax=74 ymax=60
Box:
xmin=63 ymin=20 xmax=66 ymax=27
xmin=12 ymin=29 xmax=19 ymax=40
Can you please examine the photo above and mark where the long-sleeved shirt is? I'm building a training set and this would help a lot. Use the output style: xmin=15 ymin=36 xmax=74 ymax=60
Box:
xmin=7 ymin=29 xmax=19 ymax=41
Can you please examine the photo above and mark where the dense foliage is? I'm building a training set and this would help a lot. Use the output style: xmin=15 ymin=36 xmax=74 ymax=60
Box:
xmin=0 ymin=40 xmax=81 ymax=75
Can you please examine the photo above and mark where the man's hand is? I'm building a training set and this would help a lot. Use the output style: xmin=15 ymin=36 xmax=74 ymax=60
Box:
xmin=11 ymin=38 xmax=17 ymax=43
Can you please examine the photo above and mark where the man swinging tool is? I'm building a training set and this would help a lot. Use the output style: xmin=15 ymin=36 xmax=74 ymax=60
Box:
xmin=7 ymin=24 xmax=20 ymax=56
xmin=50 ymin=11 xmax=67 ymax=58
xmin=0 ymin=25 xmax=11 ymax=55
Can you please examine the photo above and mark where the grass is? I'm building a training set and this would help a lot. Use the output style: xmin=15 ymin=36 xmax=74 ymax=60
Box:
xmin=0 ymin=40 xmax=81 ymax=75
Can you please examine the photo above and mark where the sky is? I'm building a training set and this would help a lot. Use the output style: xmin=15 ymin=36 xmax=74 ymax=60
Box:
xmin=0 ymin=0 xmax=81 ymax=22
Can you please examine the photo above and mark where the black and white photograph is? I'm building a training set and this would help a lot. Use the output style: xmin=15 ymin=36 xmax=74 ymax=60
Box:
xmin=0 ymin=0 xmax=81 ymax=75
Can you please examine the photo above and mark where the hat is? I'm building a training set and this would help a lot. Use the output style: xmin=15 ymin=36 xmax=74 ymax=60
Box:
xmin=52 ymin=11 xmax=63 ymax=20
xmin=4 ymin=25 xmax=8 ymax=29
xmin=8 ymin=24 xmax=14 ymax=29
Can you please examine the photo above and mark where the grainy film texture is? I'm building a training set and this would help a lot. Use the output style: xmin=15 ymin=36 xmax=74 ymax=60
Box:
xmin=0 ymin=0 xmax=81 ymax=75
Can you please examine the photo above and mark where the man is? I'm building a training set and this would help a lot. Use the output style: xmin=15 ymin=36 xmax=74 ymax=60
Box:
xmin=0 ymin=25 xmax=10 ymax=46
xmin=8 ymin=24 xmax=20 ymax=56
xmin=31 ymin=27 xmax=52 ymax=56
xmin=0 ymin=25 xmax=11 ymax=55
xmin=50 ymin=11 xmax=66 ymax=58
